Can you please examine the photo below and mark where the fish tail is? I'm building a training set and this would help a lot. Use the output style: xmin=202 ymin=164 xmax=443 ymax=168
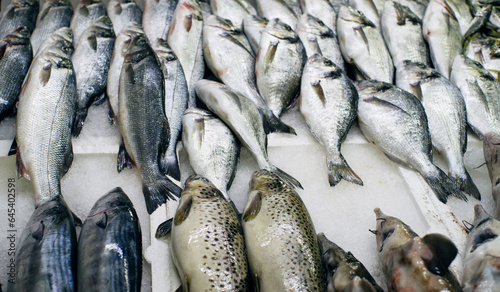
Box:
xmin=142 ymin=177 xmax=182 ymax=214
xmin=161 ymin=153 xmax=181 ymax=181
xmin=327 ymin=155 xmax=363 ymax=187
xmin=450 ymin=170 xmax=481 ymax=200
xmin=270 ymin=166 xmax=303 ymax=189
xmin=72 ymin=109 xmax=88 ymax=137
xmin=423 ymin=168 xmax=467 ymax=203
xmin=262 ymin=111 xmax=296 ymax=135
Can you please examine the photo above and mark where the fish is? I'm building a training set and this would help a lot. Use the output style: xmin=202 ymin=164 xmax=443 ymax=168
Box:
xmin=154 ymin=39 xmax=189 ymax=181
xmin=242 ymin=14 xmax=268 ymax=55
xmin=0 ymin=27 xmax=33 ymax=121
xmin=209 ymin=0 xmax=257 ymax=28
xmin=371 ymin=208 xmax=462 ymax=291
xmin=446 ymin=0 xmax=473 ymax=35
xmin=255 ymin=0 xmax=302 ymax=29
xmin=392 ymin=0 xmax=429 ymax=19
xmin=349 ymin=0 xmax=381 ymax=29
xmin=465 ymin=34 xmax=500 ymax=81
xmin=396 ymin=60 xmax=480 ymax=200
xmin=337 ymin=5 xmax=394 ymax=83
xmin=195 ymin=79 xmax=302 ymax=189
xmin=35 ymin=27 xmax=74 ymax=59
xmin=167 ymin=0 xmax=204 ymax=108
xmin=107 ymin=0 xmax=143 ymax=35
xmin=182 ymin=108 xmax=240 ymax=199
xmin=381 ymin=1 xmax=431 ymax=69
xmin=106 ymin=22 xmax=144 ymax=120
xmin=462 ymin=204 xmax=500 ymax=291
xmin=143 ymin=0 xmax=178 ymax=44
xmin=242 ymin=169 xmax=324 ymax=291
xmin=9 ymin=196 xmax=78 ymax=292
xmin=300 ymin=54 xmax=362 ymax=187
xmin=483 ymin=133 xmax=500 ymax=218
xmin=317 ymin=233 xmax=384 ymax=292
xmin=30 ymin=0 xmax=73 ymax=55
xmin=450 ymin=55 xmax=500 ymax=139
xmin=70 ymin=0 xmax=107 ymax=46
xmin=300 ymin=0 xmax=338 ymax=32
xmin=77 ymin=187 xmax=142 ymax=292
xmin=256 ymin=18 xmax=306 ymax=118
xmin=296 ymin=13 xmax=345 ymax=72
xmin=72 ymin=15 xmax=116 ymax=137
xmin=422 ymin=0 xmax=462 ymax=78
xmin=117 ymin=33 xmax=181 ymax=214
xmin=356 ymin=80 xmax=466 ymax=203
xmin=156 ymin=176 xmax=249 ymax=291
xmin=15 ymin=42 xmax=77 ymax=206
xmin=0 ymin=0 xmax=39 ymax=42
xmin=462 ymin=4 xmax=492 ymax=41
xmin=203 ymin=15 xmax=295 ymax=134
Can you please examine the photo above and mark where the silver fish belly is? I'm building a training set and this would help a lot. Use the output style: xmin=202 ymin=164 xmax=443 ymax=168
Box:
xmin=70 ymin=0 xmax=107 ymax=46
xmin=143 ymin=0 xmax=178 ymax=44
xmin=107 ymin=0 xmax=143 ymax=35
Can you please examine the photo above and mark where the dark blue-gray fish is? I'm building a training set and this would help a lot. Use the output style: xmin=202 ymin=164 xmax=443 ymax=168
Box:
xmin=0 ymin=0 xmax=39 ymax=42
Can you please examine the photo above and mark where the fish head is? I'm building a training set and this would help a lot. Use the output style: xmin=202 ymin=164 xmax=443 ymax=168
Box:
xmin=354 ymin=80 xmax=392 ymax=94
xmin=3 ymin=26 xmax=31 ymax=46
xmin=48 ymin=27 xmax=74 ymax=56
xmin=297 ymin=14 xmax=334 ymax=38
xmin=372 ymin=208 xmax=418 ymax=253
xmin=87 ymin=187 xmax=134 ymax=220
xmin=244 ymin=14 xmax=269 ymax=29
xmin=465 ymin=204 xmax=500 ymax=253
xmin=26 ymin=196 xmax=73 ymax=240
xmin=80 ymin=0 xmax=103 ymax=5
xmin=206 ymin=15 xmax=242 ymax=34
xmin=43 ymin=0 xmax=71 ymax=8
xmin=118 ymin=22 xmax=145 ymax=54
xmin=182 ymin=108 xmax=213 ymax=143
xmin=249 ymin=169 xmax=288 ymax=193
xmin=317 ymin=232 xmax=347 ymax=270
xmin=389 ymin=1 xmax=422 ymax=25
xmin=153 ymin=39 xmax=178 ymax=62
xmin=265 ymin=18 xmax=299 ymax=42
xmin=123 ymin=34 xmax=153 ymax=65
xmin=12 ymin=0 xmax=38 ymax=8
xmin=90 ymin=15 xmax=115 ymax=37
xmin=338 ymin=5 xmax=376 ymax=28
xmin=304 ymin=54 xmax=343 ymax=79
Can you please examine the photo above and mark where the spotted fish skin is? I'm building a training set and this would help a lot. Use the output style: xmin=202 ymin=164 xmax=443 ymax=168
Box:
xmin=242 ymin=169 xmax=324 ymax=292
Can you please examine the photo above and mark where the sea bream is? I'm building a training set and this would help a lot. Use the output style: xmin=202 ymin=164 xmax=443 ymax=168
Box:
xmin=242 ymin=14 xmax=268 ymax=55
xmin=117 ymin=33 xmax=181 ymax=214
xmin=349 ymin=0 xmax=381 ymax=29
xmin=300 ymin=0 xmax=338 ymax=32
xmin=156 ymin=176 xmax=249 ymax=291
xmin=300 ymin=54 xmax=362 ymax=187
xmin=143 ymin=0 xmax=178 ymax=44
xmin=483 ymin=133 xmax=500 ymax=218
xmin=70 ymin=0 xmax=107 ymax=46
xmin=393 ymin=0 xmax=429 ymax=19
xmin=0 ymin=0 xmax=39 ymax=42
xmin=356 ymin=80 xmax=466 ymax=203
xmin=372 ymin=208 xmax=462 ymax=291
xmin=35 ymin=27 xmax=74 ymax=59
xmin=209 ymin=0 xmax=257 ymax=28
xmin=255 ymin=0 xmax=302 ymax=29
xmin=106 ymin=0 xmax=142 ymax=35
xmin=242 ymin=169 xmax=324 ymax=291
xmin=465 ymin=33 xmax=500 ymax=85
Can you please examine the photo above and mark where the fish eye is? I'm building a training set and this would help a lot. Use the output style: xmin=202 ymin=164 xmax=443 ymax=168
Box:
xmin=284 ymin=24 xmax=292 ymax=31
xmin=471 ymin=229 xmax=497 ymax=252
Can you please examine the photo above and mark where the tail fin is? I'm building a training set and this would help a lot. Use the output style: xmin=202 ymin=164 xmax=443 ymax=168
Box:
xmin=270 ymin=166 xmax=303 ymax=189
xmin=262 ymin=111 xmax=296 ymax=135
xmin=450 ymin=170 xmax=481 ymax=200
xmin=327 ymin=154 xmax=363 ymax=187
xmin=423 ymin=168 xmax=467 ymax=203
xmin=161 ymin=153 xmax=181 ymax=181
xmin=72 ymin=109 xmax=88 ymax=137
xmin=142 ymin=177 xmax=182 ymax=214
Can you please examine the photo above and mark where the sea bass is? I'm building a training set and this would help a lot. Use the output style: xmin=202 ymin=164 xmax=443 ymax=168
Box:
xmin=300 ymin=0 xmax=338 ymax=32
xmin=35 ymin=27 xmax=73 ymax=59
xmin=255 ymin=0 xmax=301 ymax=29
xmin=143 ymin=0 xmax=177 ymax=44
xmin=70 ymin=0 xmax=107 ymax=45
xmin=484 ymin=133 xmax=500 ymax=218
xmin=106 ymin=0 xmax=142 ymax=35
xmin=0 ymin=0 xmax=39 ymax=41
xmin=300 ymin=54 xmax=362 ymax=187
xmin=242 ymin=14 xmax=268 ymax=54
xmin=209 ymin=0 xmax=257 ymax=28
xmin=242 ymin=169 xmax=324 ymax=291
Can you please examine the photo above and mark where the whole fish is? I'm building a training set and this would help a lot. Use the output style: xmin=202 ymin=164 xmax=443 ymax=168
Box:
xmin=422 ymin=0 xmax=462 ymax=78
xmin=300 ymin=54 xmax=362 ymax=187
xmin=154 ymin=39 xmax=189 ymax=181
xmin=182 ymin=108 xmax=240 ymax=199
xmin=143 ymin=0 xmax=177 ymax=44
xmin=77 ymin=187 xmax=142 ymax=292
xmin=465 ymin=34 xmax=500 ymax=81
xmin=203 ymin=15 xmax=295 ymax=134
xmin=70 ymin=0 xmax=107 ymax=46
xmin=450 ymin=55 xmax=500 ymax=138
xmin=15 ymin=42 xmax=77 ymax=206
xmin=484 ymin=133 xmax=500 ymax=218
xmin=256 ymin=18 xmax=306 ymax=118
xmin=349 ymin=0 xmax=381 ymax=28
xmin=106 ymin=22 xmax=144 ymax=120
xmin=10 ymin=196 xmax=77 ymax=292
xmin=30 ymin=0 xmax=73 ymax=55
xmin=381 ymin=1 xmax=430 ymax=68
xmin=0 ymin=0 xmax=38 ymax=42
xmin=337 ymin=5 xmax=394 ymax=83
xmin=0 ymin=27 xmax=32 ymax=121
xmin=356 ymin=80 xmax=466 ymax=203
xmin=371 ymin=208 xmax=462 ymax=291
xmin=300 ymin=0 xmax=338 ymax=32
xmin=156 ymin=176 xmax=249 ymax=291
xmin=393 ymin=0 xmax=428 ymax=19
xmin=296 ymin=13 xmax=345 ymax=72
xmin=255 ymin=0 xmax=302 ymax=28
xmin=242 ymin=14 xmax=268 ymax=55
xmin=72 ymin=15 xmax=116 ymax=137
xmin=242 ymin=169 xmax=323 ymax=291
xmin=167 ymin=0 xmax=204 ymax=108
xmin=209 ymin=0 xmax=257 ymax=28
xmin=317 ymin=233 xmax=384 ymax=292
xmin=35 ymin=27 xmax=74 ymax=59
xmin=462 ymin=204 xmax=500 ymax=291
xmin=396 ymin=61 xmax=480 ymax=200
xmin=117 ymin=33 xmax=181 ymax=214
xmin=107 ymin=0 xmax=142 ymax=35
xmin=195 ymin=79 xmax=302 ymax=189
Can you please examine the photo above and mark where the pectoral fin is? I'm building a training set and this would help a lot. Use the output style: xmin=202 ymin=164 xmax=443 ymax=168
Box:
xmin=421 ymin=233 xmax=458 ymax=275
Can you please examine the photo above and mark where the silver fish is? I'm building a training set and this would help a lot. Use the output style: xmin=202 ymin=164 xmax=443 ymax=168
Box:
xmin=154 ymin=39 xmax=189 ymax=181
xmin=300 ymin=54 xmax=362 ymax=187
xmin=296 ymin=13 xmax=345 ymax=72
xmin=72 ymin=15 xmax=115 ymax=137
xmin=156 ymin=176 xmax=249 ymax=291
xmin=117 ymin=33 xmax=181 ymax=214
xmin=337 ymin=5 xmax=394 ymax=83
xmin=107 ymin=0 xmax=142 ymax=35
xmin=30 ymin=0 xmax=73 ymax=55
xmin=317 ymin=233 xmax=384 ymax=292
xmin=465 ymin=34 xmax=500 ymax=81
xmin=446 ymin=0 xmax=473 ymax=35
xmin=372 ymin=208 xmax=461 ymax=291
xmin=356 ymin=80 xmax=466 ymax=203
xmin=209 ymin=0 xmax=257 ymax=28
xmin=300 ymin=0 xmax=338 ymax=32
xmin=167 ymin=0 xmax=204 ymax=108
xmin=182 ymin=108 xmax=240 ymax=199
xmin=195 ymin=79 xmax=302 ymax=189
xmin=15 ymin=42 xmax=77 ymax=206
xmin=256 ymin=18 xmax=306 ymax=118
xmin=242 ymin=14 xmax=268 ymax=54
xmin=462 ymin=4 xmax=492 ymax=40
xmin=242 ymin=169 xmax=323 ymax=291
xmin=422 ymin=0 xmax=462 ymax=78
xmin=0 ymin=27 xmax=32 ymax=121
xmin=349 ymin=0 xmax=381 ymax=28
xmin=396 ymin=61 xmax=480 ymax=199
xmin=0 ymin=0 xmax=38 ymax=41
xmin=77 ymin=187 xmax=142 ymax=292
xmin=393 ymin=0 xmax=429 ymax=19
xmin=70 ymin=0 xmax=107 ymax=46
xmin=143 ymin=0 xmax=178 ymax=44
xmin=483 ymin=133 xmax=500 ymax=218
xmin=450 ymin=55 xmax=500 ymax=138
xmin=381 ymin=1 xmax=430 ymax=68
xmin=35 ymin=27 xmax=74 ymax=59
xmin=255 ymin=0 xmax=302 ymax=29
